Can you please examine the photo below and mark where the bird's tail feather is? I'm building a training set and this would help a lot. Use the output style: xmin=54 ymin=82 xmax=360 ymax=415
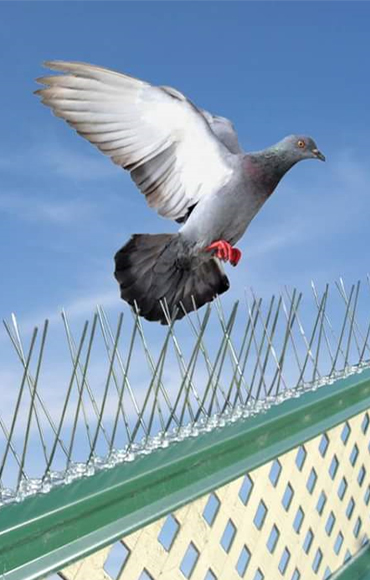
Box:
xmin=114 ymin=234 xmax=230 ymax=324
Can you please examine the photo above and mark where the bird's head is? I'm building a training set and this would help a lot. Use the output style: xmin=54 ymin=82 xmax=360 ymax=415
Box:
xmin=251 ymin=134 xmax=326 ymax=194
xmin=278 ymin=135 xmax=326 ymax=163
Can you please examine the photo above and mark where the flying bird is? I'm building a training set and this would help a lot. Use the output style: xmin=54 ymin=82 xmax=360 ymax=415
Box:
xmin=36 ymin=61 xmax=325 ymax=323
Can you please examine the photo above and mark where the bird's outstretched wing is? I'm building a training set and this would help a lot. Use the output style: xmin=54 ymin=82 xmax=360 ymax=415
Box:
xmin=199 ymin=109 xmax=242 ymax=155
xmin=36 ymin=61 xmax=235 ymax=222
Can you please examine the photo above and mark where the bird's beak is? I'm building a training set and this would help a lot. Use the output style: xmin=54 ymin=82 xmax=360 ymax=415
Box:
xmin=312 ymin=148 xmax=326 ymax=162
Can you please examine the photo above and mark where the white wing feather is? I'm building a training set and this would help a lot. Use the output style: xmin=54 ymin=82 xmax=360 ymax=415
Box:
xmin=36 ymin=61 xmax=234 ymax=221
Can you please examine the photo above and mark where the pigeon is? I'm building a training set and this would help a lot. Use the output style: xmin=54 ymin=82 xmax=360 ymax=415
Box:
xmin=35 ymin=61 xmax=325 ymax=324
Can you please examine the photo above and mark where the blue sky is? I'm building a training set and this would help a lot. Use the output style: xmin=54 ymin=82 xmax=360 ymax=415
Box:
xmin=2 ymin=7 xmax=370 ymax=574
xmin=2 ymin=0 xmax=370 ymax=510
xmin=1 ymin=1 xmax=370 ymax=328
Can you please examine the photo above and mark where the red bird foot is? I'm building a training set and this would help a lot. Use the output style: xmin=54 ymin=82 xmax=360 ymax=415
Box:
xmin=230 ymin=247 xmax=242 ymax=267
xmin=205 ymin=240 xmax=242 ymax=267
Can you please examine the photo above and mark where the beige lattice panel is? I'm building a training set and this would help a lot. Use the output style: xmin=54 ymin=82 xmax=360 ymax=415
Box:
xmin=60 ymin=410 xmax=370 ymax=580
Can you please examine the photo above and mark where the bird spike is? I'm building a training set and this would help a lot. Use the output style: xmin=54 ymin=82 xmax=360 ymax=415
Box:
xmin=1 ymin=278 xmax=370 ymax=503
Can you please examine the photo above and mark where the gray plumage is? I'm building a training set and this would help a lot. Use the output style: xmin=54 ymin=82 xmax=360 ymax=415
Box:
xmin=35 ymin=61 xmax=325 ymax=324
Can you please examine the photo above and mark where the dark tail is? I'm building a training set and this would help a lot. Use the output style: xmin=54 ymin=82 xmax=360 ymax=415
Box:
xmin=114 ymin=234 xmax=230 ymax=324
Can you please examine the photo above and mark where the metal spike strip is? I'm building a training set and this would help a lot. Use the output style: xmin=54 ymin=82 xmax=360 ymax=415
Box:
xmin=1 ymin=279 xmax=370 ymax=499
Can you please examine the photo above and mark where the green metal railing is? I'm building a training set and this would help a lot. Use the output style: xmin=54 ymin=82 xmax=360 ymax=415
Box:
xmin=1 ymin=277 xmax=370 ymax=579
xmin=1 ymin=367 xmax=370 ymax=579
xmin=332 ymin=545 xmax=370 ymax=579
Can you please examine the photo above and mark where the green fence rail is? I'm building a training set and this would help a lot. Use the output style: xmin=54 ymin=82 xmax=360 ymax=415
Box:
xmin=1 ymin=367 xmax=370 ymax=579
xmin=1 ymin=278 xmax=370 ymax=579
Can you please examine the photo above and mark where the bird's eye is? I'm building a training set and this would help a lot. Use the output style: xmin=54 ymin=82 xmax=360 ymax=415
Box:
xmin=297 ymin=139 xmax=306 ymax=149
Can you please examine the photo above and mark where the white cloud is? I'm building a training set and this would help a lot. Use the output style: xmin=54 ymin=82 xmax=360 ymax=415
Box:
xmin=6 ymin=288 xmax=121 ymax=336
xmin=241 ymin=150 xmax=370 ymax=262
xmin=55 ymin=290 xmax=120 ymax=321
xmin=246 ymin=227 xmax=301 ymax=259
xmin=0 ymin=191 xmax=97 ymax=225
xmin=37 ymin=141 xmax=122 ymax=182
xmin=0 ymin=135 xmax=122 ymax=183
xmin=331 ymin=149 xmax=368 ymax=191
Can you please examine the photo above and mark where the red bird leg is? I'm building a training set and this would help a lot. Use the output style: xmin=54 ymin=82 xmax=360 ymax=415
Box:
xmin=205 ymin=240 xmax=242 ymax=266
xmin=205 ymin=240 xmax=232 ymax=261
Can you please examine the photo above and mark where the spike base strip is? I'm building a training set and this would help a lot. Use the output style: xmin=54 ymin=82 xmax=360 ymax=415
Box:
xmin=331 ymin=544 xmax=370 ymax=580
xmin=1 ymin=368 xmax=370 ymax=580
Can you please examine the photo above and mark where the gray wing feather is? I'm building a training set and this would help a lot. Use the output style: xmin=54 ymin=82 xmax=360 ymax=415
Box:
xmin=199 ymin=109 xmax=242 ymax=155
xmin=36 ymin=61 xmax=234 ymax=222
